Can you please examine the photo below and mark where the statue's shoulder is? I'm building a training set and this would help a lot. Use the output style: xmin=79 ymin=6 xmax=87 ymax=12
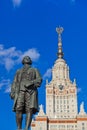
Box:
xmin=34 ymin=68 xmax=39 ymax=73
xmin=27 ymin=67 xmax=39 ymax=74
xmin=16 ymin=68 xmax=23 ymax=74
xmin=29 ymin=67 xmax=38 ymax=72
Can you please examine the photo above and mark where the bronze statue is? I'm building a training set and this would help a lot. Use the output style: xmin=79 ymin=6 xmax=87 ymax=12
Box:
xmin=10 ymin=56 xmax=42 ymax=130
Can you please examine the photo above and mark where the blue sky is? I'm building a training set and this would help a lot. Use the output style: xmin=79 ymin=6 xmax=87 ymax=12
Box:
xmin=0 ymin=0 xmax=87 ymax=129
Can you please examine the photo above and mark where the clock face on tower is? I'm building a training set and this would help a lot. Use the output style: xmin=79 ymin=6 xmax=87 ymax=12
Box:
xmin=58 ymin=85 xmax=64 ymax=90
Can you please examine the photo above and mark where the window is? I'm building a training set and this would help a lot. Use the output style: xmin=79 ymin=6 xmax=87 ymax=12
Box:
xmin=64 ymin=100 xmax=66 ymax=104
xmin=82 ymin=127 xmax=85 ymax=130
xmin=40 ymin=127 xmax=42 ymax=130
xmin=82 ymin=123 xmax=84 ymax=126
xmin=67 ymin=105 xmax=69 ymax=109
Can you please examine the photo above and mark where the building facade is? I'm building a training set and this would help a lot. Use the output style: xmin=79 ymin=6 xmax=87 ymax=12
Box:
xmin=31 ymin=27 xmax=87 ymax=130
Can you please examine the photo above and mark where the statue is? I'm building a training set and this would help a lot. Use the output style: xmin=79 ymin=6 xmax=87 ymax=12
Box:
xmin=10 ymin=56 xmax=42 ymax=130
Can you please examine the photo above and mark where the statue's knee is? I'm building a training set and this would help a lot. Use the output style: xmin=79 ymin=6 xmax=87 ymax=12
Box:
xmin=16 ymin=111 xmax=22 ymax=118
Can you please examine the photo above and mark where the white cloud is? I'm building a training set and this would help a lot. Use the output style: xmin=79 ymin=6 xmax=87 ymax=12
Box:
xmin=0 ymin=44 xmax=3 ymax=50
xmin=5 ymin=86 xmax=11 ymax=93
xmin=12 ymin=0 xmax=22 ymax=7
xmin=0 ymin=44 xmax=40 ymax=71
xmin=0 ymin=79 xmax=11 ymax=93
xmin=43 ymin=68 xmax=52 ymax=79
xmin=22 ymin=49 xmax=40 ymax=61
xmin=5 ymin=58 xmax=15 ymax=70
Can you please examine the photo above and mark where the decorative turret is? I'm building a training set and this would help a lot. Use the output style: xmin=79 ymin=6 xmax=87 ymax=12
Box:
xmin=78 ymin=102 xmax=86 ymax=116
xmin=37 ymin=104 xmax=46 ymax=116
xmin=56 ymin=26 xmax=64 ymax=59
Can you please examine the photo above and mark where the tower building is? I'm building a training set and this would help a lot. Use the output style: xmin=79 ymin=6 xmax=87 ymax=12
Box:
xmin=31 ymin=27 xmax=87 ymax=130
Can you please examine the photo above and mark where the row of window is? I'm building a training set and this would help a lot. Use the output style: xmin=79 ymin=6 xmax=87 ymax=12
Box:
xmin=50 ymin=125 xmax=77 ymax=128
xmin=56 ymin=95 xmax=75 ymax=98
xmin=55 ymin=109 xmax=75 ymax=112
xmin=53 ymin=115 xmax=75 ymax=118
xmin=56 ymin=103 xmax=74 ymax=107
xmin=47 ymin=99 xmax=76 ymax=105
xmin=38 ymin=124 xmax=86 ymax=130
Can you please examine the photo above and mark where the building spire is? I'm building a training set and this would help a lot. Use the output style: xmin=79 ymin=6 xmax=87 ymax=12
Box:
xmin=79 ymin=102 xmax=86 ymax=116
xmin=56 ymin=26 xmax=64 ymax=59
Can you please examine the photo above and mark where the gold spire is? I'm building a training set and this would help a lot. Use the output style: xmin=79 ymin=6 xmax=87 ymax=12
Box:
xmin=56 ymin=26 xmax=64 ymax=59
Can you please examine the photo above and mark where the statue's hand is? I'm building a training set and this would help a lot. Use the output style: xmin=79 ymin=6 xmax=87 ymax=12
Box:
xmin=20 ymin=81 xmax=26 ymax=90
xmin=10 ymin=92 xmax=15 ymax=99
xmin=24 ymin=81 xmax=34 ymax=88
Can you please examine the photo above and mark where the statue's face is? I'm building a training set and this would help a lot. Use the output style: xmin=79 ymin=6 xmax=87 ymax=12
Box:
xmin=22 ymin=56 xmax=32 ymax=65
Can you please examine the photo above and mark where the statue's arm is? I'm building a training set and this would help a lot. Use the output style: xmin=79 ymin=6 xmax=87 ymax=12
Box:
xmin=33 ymin=69 xmax=42 ymax=87
xmin=10 ymin=71 xmax=18 ymax=99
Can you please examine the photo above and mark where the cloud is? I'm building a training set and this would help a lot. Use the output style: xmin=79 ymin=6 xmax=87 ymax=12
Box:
xmin=21 ymin=49 xmax=40 ymax=62
xmin=0 ymin=44 xmax=40 ymax=71
xmin=43 ymin=68 xmax=52 ymax=79
xmin=5 ymin=86 xmax=11 ymax=93
xmin=12 ymin=0 xmax=22 ymax=7
xmin=0 ymin=79 xmax=11 ymax=93
xmin=77 ymin=87 xmax=82 ymax=93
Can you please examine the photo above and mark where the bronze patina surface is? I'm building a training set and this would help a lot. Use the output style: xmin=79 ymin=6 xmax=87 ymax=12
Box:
xmin=10 ymin=56 xmax=42 ymax=130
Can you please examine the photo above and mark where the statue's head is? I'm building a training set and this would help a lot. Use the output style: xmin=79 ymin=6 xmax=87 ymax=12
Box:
xmin=22 ymin=56 xmax=32 ymax=65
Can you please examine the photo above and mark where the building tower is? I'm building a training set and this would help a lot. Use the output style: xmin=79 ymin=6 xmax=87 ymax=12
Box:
xmin=31 ymin=27 xmax=87 ymax=130
xmin=46 ymin=27 xmax=78 ymax=119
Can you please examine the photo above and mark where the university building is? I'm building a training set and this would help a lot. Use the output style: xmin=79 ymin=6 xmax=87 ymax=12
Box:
xmin=31 ymin=27 xmax=87 ymax=130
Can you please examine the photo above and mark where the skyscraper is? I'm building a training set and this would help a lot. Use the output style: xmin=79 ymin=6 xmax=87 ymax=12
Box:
xmin=31 ymin=27 xmax=87 ymax=130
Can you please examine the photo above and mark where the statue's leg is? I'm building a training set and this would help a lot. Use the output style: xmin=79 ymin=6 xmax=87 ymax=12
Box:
xmin=25 ymin=109 xmax=33 ymax=130
xmin=16 ymin=111 xmax=23 ymax=130
xmin=16 ymin=91 xmax=25 ymax=130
